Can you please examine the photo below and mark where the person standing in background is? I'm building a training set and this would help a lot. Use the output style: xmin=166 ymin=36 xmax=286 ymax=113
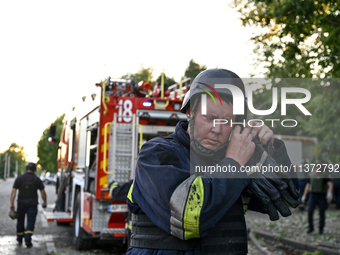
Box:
xmin=10 ymin=162 xmax=47 ymax=248
xmin=302 ymin=169 xmax=333 ymax=234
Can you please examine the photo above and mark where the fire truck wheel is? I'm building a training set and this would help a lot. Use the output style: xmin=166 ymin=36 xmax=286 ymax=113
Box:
xmin=57 ymin=221 xmax=70 ymax=226
xmin=73 ymin=193 xmax=95 ymax=250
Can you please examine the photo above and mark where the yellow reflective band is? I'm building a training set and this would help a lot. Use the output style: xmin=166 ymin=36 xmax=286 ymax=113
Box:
xmin=183 ymin=176 xmax=204 ymax=240
xmin=17 ymin=232 xmax=24 ymax=235
xmin=127 ymin=182 xmax=134 ymax=203
xmin=110 ymin=182 xmax=118 ymax=189
xmin=109 ymin=182 xmax=118 ymax=197
xmin=243 ymin=205 xmax=248 ymax=214
xmin=24 ymin=230 xmax=33 ymax=234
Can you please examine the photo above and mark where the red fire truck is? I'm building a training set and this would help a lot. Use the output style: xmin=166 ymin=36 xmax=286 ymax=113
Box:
xmin=45 ymin=75 xmax=190 ymax=249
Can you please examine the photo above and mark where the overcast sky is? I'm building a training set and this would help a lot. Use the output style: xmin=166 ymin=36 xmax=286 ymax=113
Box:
xmin=0 ymin=0 xmax=259 ymax=164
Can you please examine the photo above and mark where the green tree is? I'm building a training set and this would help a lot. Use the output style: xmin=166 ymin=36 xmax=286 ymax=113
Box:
xmin=302 ymin=82 xmax=340 ymax=162
xmin=155 ymin=73 xmax=177 ymax=87
xmin=0 ymin=143 xmax=27 ymax=177
xmin=122 ymin=65 xmax=177 ymax=91
xmin=233 ymin=0 xmax=340 ymax=78
xmin=122 ymin=64 xmax=154 ymax=83
xmin=246 ymin=78 xmax=312 ymax=136
xmin=37 ymin=115 xmax=64 ymax=172
xmin=233 ymin=0 xmax=340 ymax=162
xmin=184 ymin=59 xmax=207 ymax=79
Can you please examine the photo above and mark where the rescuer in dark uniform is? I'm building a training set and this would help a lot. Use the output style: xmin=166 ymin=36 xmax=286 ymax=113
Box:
xmin=126 ymin=69 xmax=299 ymax=254
xmin=10 ymin=162 xmax=47 ymax=247
xmin=302 ymin=169 xmax=333 ymax=234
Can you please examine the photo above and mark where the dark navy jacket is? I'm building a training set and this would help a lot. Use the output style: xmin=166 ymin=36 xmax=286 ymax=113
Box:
xmin=127 ymin=121 xmax=296 ymax=254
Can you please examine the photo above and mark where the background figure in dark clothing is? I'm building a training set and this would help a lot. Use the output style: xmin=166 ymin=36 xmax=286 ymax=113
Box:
xmin=302 ymin=171 xmax=333 ymax=234
xmin=10 ymin=162 xmax=47 ymax=248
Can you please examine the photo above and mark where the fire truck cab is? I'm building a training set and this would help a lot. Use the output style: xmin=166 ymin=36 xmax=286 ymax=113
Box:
xmin=45 ymin=76 xmax=190 ymax=249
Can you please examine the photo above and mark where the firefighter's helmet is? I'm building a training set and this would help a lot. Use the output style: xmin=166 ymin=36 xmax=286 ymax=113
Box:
xmin=181 ymin=68 xmax=247 ymax=159
xmin=9 ymin=209 xmax=19 ymax=220
xmin=180 ymin=68 xmax=247 ymax=120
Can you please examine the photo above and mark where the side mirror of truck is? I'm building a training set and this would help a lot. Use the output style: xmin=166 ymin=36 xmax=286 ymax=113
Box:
xmin=49 ymin=123 xmax=57 ymax=145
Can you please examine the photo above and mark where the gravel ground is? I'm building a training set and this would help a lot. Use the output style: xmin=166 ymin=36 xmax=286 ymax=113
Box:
xmin=245 ymin=204 xmax=340 ymax=254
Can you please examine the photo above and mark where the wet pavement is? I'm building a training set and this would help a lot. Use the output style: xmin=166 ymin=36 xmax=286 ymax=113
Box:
xmin=0 ymin=234 xmax=79 ymax=255
xmin=0 ymin=178 xmax=127 ymax=255
xmin=0 ymin=178 xmax=82 ymax=255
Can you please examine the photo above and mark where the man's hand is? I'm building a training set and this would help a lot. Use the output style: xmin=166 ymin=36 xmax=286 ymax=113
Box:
xmin=42 ymin=202 xmax=47 ymax=209
xmin=326 ymin=190 xmax=333 ymax=204
xmin=10 ymin=204 xmax=15 ymax=210
xmin=226 ymin=125 xmax=255 ymax=166
xmin=248 ymin=120 xmax=274 ymax=147
xmin=226 ymin=121 xmax=275 ymax=166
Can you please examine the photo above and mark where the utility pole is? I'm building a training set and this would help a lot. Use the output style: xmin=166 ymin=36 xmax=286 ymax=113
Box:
xmin=15 ymin=160 xmax=18 ymax=178
xmin=4 ymin=153 xmax=7 ymax=179
xmin=7 ymin=155 xmax=11 ymax=178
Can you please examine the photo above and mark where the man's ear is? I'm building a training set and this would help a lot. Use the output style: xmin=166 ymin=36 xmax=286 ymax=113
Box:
xmin=186 ymin=107 xmax=191 ymax=117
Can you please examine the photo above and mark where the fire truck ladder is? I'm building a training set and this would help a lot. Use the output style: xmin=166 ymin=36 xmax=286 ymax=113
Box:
xmin=107 ymin=113 xmax=136 ymax=185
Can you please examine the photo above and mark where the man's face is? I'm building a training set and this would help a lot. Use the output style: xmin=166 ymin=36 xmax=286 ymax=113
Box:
xmin=191 ymin=96 xmax=236 ymax=150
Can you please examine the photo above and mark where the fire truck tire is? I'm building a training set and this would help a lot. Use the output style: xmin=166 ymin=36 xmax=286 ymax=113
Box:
xmin=73 ymin=193 xmax=95 ymax=250
xmin=57 ymin=221 xmax=70 ymax=226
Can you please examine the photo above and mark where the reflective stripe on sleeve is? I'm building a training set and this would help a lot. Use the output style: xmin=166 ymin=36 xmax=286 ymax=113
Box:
xmin=127 ymin=179 xmax=134 ymax=204
xmin=169 ymin=175 xmax=204 ymax=240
